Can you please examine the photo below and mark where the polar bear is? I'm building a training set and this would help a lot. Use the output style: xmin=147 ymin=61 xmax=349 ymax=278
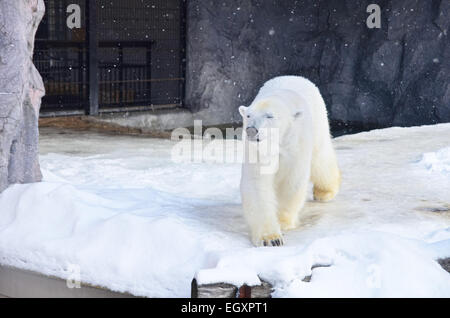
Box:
xmin=239 ymin=76 xmax=341 ymax=247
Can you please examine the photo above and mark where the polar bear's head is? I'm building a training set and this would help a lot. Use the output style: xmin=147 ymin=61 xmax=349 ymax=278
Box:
xmin=239 ymin=96 xmax=302 ymax=143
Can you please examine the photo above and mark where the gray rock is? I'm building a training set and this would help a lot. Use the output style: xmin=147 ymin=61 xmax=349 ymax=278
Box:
xmin=438 ymin=258 xmax=450 ymax=274
xmin=0 ymin=0 xmax=45 ymax=193
xmin=186 ymin=0 xmax=450 ymax=131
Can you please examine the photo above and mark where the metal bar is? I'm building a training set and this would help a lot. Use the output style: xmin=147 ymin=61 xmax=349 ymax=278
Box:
xmin=98 ymin=41 xmax=154 ymax=47
xmin=146 ymin=45 xmax=152 ymax=104
xmin=118 ymin=45 xmax=124 ymax=107
xmin=98 ymin=104 xmax=182 ymax=114
xmin=99 ymin=78 xmax=184 ymax=84
xmin=86 ymin=0 xmax=99 ymax=115
xmin=179 ymin=0 xmax=187 ymax=106
xmin=78 ymin=43 xmax=83 ymax=109
xmin=35 ymin=40 xmax=154 ymax=47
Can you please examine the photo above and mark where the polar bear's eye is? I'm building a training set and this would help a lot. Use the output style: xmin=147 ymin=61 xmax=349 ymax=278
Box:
xmin=265 ymin=113 xmax=274 ymax=119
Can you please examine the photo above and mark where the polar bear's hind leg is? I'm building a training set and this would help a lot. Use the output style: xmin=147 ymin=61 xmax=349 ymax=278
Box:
xmin=311 ymin=143 xmax=341 ymax=202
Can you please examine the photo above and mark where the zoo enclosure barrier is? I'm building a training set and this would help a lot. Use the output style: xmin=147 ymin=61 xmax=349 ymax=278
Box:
xmin=34 ymin=0 xmax=187 ymax=117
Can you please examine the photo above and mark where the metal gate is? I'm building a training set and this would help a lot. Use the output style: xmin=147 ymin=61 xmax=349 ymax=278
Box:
xmin=34 ymin=0 xmax=186 ymax=116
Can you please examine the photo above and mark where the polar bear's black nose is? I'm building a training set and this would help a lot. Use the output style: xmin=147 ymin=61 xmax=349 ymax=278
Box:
xmin=246 ymin=127 xmax=258 ymax=139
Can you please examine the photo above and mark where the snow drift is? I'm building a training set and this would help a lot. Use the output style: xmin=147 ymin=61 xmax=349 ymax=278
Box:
xmin=0 ymin=124 xmax=449 ymax=297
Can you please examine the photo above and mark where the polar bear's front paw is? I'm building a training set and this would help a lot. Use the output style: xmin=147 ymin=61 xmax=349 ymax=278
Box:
xmin=258 ymin=234 xmax=284 ymax=247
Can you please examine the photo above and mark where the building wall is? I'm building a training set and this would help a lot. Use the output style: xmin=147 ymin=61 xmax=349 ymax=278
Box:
xmin=185 ymin=0 xmax=450 ymax=131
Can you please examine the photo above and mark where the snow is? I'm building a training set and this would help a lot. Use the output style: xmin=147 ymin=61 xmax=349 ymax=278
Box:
xmin=417 ymin=147 xmax=450 ymax=174
xmin=0 ymin=124 xmax=450 ymax=297
xmin=195 ymin=268 xmax=261 ymax=287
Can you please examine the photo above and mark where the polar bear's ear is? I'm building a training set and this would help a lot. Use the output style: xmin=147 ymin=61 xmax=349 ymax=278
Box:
xmin=239 ymin=106 xmax=248 ymax=117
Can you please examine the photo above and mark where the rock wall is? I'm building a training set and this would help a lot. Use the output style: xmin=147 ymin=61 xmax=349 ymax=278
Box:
xmin=0 ymin=0 xmax=45 ymax=192
xmin=186 ymin=0 xmax=450 ymax=130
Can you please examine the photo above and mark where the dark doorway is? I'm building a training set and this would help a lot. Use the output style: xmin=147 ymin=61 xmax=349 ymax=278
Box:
xmin=35 ymin=0 xmax=186 ymax=116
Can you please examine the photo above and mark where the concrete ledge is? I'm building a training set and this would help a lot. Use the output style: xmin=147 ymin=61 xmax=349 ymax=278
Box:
xmin=39 ymin=115 xmax=173 ymax=138
xmin=93 ymin=108 xmax=195 ymax=133
xmin=0 ymin=265 xmax=136 ymax=298
xmin=39 ymin=108 xmax=196 ymax=138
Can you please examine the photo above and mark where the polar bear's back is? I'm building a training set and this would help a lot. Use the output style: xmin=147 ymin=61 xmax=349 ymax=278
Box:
xmin=258 ymin=76 xmax=326 ymax=111
xmin=259 ymin=76 xmax=317 ymax=96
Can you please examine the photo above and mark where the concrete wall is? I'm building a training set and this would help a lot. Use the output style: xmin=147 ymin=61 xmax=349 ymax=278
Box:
xmin=185 ymin=0 xmax=450 ymax=130
xmin=0 ymin=265 xmax=135 ymax=298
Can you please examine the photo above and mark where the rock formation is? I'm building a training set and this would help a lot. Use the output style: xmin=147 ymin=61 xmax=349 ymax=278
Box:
xmin=0 ymin=0 xmax=45 ymax=192
xmin=186 ymin=0 xmax=450 ymax=132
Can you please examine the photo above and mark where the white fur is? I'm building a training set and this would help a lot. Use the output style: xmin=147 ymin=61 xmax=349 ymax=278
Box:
xmin=240 ymin=76 xmax=341 ymax=247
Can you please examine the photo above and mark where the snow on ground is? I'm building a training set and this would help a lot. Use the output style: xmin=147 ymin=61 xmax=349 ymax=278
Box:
xmin=417 ymin=147 xmax=450 ymax=174
xmin=0 ymin=124 xmax=449 ymax=297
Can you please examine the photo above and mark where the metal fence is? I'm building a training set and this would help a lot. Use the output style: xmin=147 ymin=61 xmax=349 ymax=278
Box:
xmin=34 ymin=41 xmax=88 ymax=113
xmin=34 ymin=0 xmax=186 ymax=115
